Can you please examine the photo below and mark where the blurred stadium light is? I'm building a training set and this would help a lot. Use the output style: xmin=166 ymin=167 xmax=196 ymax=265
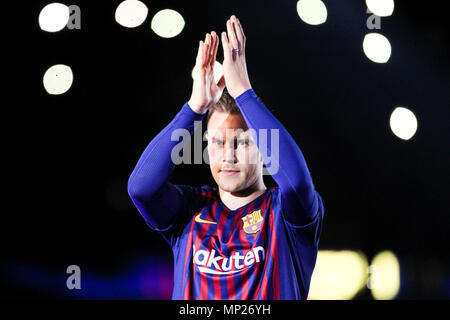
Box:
xmin=43 ymin=64 xmax=73 ymax=95
xmin=308 ymin=250 xmax=369 ymax=299
xmin=366 ymin=0 xmax=395 ymax=17
xmin=39 ymin=2 xmax=70 ymax=32
xmin=369 ymin=250 xmax=401 ymax=300
xmin=115 ymin=0 xmax=149 ymax=28
xmin=150 ymin=9 xmax=185 ymax=38
xmin=389 ymin=107 xmax=418 ymax=140
xmin=296 ymin=0 xmax=327 ymax=26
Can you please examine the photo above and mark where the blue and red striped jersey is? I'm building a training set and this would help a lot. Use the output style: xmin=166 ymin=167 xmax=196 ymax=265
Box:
xmin=128 ymin=89 xmax=325 ymax=299
xmin=149 ymin=185 xmax=324 ymax=300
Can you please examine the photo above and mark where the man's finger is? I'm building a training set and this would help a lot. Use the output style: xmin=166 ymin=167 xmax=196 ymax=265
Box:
xmin=206 ymin=33 xmax=214 ymax=66
xmin=207 ymin=32 xmax=215 ymax=66
xmin=203 ymin=33 xmax=211 ymax=66
xmin=234 ymin=17 xmax=246 ymax=49
xmin=226 ymin=19 xmax=240 ymax=51
xmin=195 ymin=40 xmax=203 ymax=65
xmin=210 ymin=31 xmax=219 ymax=67
xmin=221 ymin=31 xmax=231 ymax=61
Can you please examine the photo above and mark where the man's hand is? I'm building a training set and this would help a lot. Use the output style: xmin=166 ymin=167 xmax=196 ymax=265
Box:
xmin=221 ymin=15 xmax=252 ymax=99
xmin=188 ymin=32 xmax=226 ymax=114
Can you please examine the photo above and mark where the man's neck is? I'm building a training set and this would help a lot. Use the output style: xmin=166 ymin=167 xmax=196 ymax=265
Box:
xmin=218 ymin=182 xmax=267 ymax=211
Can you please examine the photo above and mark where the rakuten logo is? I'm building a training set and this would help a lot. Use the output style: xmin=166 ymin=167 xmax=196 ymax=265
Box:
xmin=193 ymin=245 xmax=265 ymax=275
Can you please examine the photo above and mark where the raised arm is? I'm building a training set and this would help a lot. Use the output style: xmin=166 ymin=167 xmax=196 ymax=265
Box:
xmin=220 ymin=15 xmax=319 ymax=225
xmin=127 ymin=103 xmax=205 ymax=229
xmin=128 ymin=32 xmax=225 ymax=229
xmin=234 ymin=89 xmax=319 ymax=225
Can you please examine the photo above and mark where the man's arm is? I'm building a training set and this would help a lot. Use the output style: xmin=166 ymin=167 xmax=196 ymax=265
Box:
xmin=128 ymin=31 xmax=225 ymax=230
xmin=127 ymin=103 xmax=205 ymax=229
xmin=221 ymin=15 xmax=319 ymax=225
xmin=235 ymin=89 xmax=319 ymax=225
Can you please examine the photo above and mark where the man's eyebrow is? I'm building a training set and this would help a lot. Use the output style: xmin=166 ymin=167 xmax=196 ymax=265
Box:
xmin=236 ymin=132 xmax=251 ymax=139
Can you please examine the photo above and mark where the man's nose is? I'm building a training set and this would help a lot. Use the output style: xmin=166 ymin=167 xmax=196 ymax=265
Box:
xmin=222 ymin=143 xmax=237 ymax=163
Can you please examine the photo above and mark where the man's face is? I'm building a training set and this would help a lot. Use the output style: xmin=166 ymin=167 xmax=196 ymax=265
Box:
xmin=206 ymin=111 xmax=263 ymax=194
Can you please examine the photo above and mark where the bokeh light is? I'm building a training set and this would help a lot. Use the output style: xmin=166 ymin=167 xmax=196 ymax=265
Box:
xmin=151 ymin=9 xmax=185 ymax=38
xmin=363 ymin=32 xmax=392 ymax=63
xmin=43 ymin=64 xmax=73 ymax=95
xmin=38 ymin=3 xmax=70 ymax=32
xmin=115 ymin=0 xmax=149 ymax=28
xmin=366 ymin=0 xmax=395 ymax=17
xmin=296 ymin=0 xmax=328 ymax=26
xmin=308 ymin=250 xmax=368 ymax=300
xmin=369 ymin=251 xmax=400 ymax=300
xmin=389 ymin=106 xmax=418 ymax=140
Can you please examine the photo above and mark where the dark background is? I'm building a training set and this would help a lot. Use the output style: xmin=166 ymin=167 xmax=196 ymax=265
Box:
xmin=4 ymin=0 xmax=450 ymax=299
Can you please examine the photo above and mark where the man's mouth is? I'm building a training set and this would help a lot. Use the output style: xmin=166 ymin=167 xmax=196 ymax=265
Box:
xmin=220 ymin=169 xmax=240 ymax=176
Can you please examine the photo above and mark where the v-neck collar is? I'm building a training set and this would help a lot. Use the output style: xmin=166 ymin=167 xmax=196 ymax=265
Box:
xmin=214 ymin=188 xmax=269 ymax=214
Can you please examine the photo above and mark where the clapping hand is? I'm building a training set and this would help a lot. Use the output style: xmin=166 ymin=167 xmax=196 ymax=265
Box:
xmin=220 ymin=15 xmax=252 ymax=99
xmin=188 ymin=32 xmax=226 ymax=114
xmin=188 ymin=15 xmax=252 ymax=114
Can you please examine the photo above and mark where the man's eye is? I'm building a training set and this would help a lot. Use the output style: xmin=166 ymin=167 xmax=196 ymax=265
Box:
xmin=214 ymin=140 xmax=224 ymax=146
xmin=237 ymin=140 xmax=249 ymax=146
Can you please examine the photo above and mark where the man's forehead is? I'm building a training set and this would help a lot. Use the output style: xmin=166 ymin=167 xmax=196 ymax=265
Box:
xmin=207 ymin=111 xmax=252 ymax=138
xmin=208 ymin=127 xmax=252 ymax=139
xmin=208 ymin=111 xmax=248 ymax=130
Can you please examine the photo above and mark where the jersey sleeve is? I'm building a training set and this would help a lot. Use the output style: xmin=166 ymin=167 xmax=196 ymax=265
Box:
xmin=282 ymin=190 xmax=325 ymax=246
xmin=146 ymin=184 xmax=212 ymax=246
xmin=282 ymin=189 xmax=324 ymax=297
xmin=127 ymin=102 xmax=206 ymax=243
xmin=234 ymin=89 xmax=322 ymax=227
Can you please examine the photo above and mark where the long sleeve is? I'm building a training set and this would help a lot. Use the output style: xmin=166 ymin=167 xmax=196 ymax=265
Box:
xmin=127 ymin=102 xmax=206 ymax=229
xmin=234 ymin=89 xmax=319 ymax=226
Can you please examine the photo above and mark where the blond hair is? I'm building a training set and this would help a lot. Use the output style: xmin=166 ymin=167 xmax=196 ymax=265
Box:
xmin=206 ymin=90 xmax=241 ymax=124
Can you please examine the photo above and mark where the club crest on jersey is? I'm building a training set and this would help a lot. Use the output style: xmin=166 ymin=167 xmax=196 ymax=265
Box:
xmin=242 ymin=210 xmax=264 ymax=234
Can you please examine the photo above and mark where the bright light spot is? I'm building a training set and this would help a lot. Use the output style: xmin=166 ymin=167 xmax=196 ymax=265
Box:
xmin=38 ymin=3 xmax=70 ymax=32
xmin=368 ymin=251 xmax=400 ymax=300
xmin=308 ymin=250 xmax=368 ymax=300
xmin=115 ymin=0 xmax=148 ymax=28
xmin=363 ymin=33 xmax=392 ymax=63
xmin=191 ymin=61 xmax=223 ymax=84
xmin=212 ymin=62 xmax=224 ymax=84
xmin=389 ymin=107 xmax=418 ymax=140
xmin=43 ymin=64 xmax=73 ymax=95
xmin=151 ymin=9 xmax=185 ymax=38
xmin=296 ymin=0 xmax=327 ymax=26
xmin=366 ymin=0 xmax=395 ymax=17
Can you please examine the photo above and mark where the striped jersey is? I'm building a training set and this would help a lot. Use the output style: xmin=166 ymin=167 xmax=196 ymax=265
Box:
xmin=148 ymin=185 xmax=324 ymax=300
xmin=128 ymin=89 xmax=325 ymax=300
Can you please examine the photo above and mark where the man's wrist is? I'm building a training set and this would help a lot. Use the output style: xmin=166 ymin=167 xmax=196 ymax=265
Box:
xmin=187 ymin=100 xmax=208 ymax=115
xmin=231 ymin=86 xmax=253 ymax=99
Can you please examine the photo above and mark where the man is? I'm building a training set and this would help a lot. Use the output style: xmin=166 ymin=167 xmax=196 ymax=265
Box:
xmin=128 ymin=15 xmax=324 ymax=300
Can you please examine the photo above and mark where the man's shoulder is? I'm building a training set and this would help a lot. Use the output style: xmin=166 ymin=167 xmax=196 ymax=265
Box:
xmin=174 ymin=184 xmax=218 ymax=201
xmin=267 ymin=186 xmax=281 ymax=199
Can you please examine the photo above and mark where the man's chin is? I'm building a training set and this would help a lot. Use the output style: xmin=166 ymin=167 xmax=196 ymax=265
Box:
xmin=219 ymin=185 xmax=239 ymax=193
xmin=217 ymin=179 xmax=244 ymax=193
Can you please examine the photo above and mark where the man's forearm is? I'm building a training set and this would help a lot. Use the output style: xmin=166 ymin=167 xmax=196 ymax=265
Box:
xmin=234 ymin=89 xmax=318 ymax=224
